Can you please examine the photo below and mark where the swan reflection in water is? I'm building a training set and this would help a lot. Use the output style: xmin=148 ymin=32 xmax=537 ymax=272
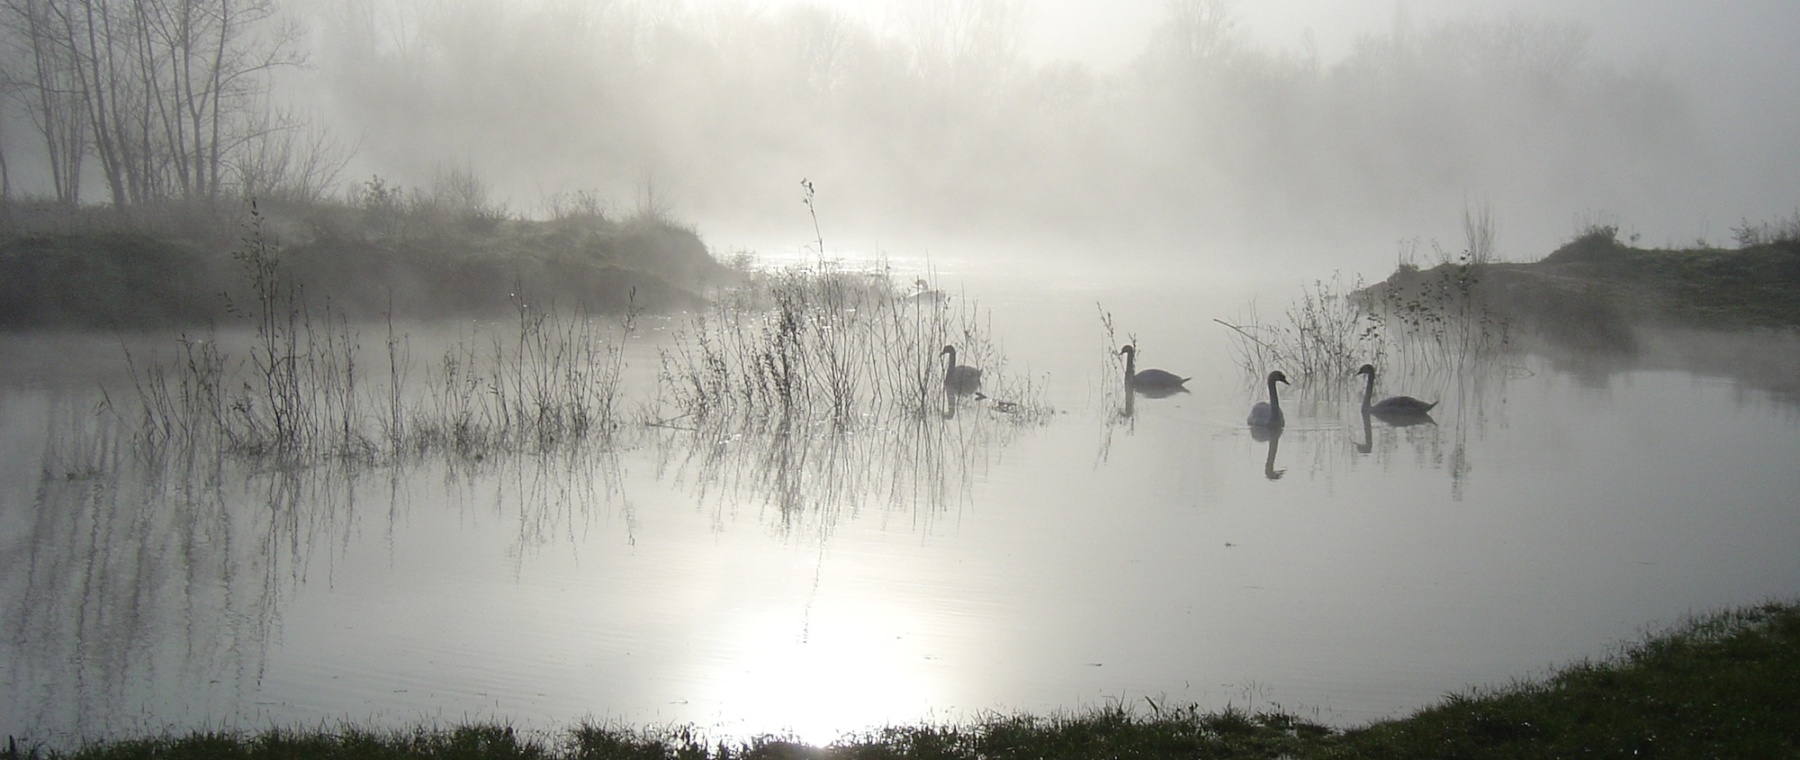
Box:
xmin=1241 ymin=370 xmax=1288 ymax=479
xmin=1253 ymin=424 xmax=1284 ymax=480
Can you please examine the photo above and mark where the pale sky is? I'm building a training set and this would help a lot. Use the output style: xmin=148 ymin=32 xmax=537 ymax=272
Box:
xmin=716 ymin=0 xmax=1798 ymax=80
xmin=722 ymin=0 xmax=1800 ymax=227
xmin=316 ymin=0 xmax=1798 ymax=260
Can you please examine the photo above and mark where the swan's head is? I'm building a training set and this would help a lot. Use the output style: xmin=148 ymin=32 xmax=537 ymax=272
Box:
xmin=1355 ymin=364 xmax=1376 ymax=378
xmin=1268 ymin=370 xmax=1289 ymax=385
xmin=1117 ymin=345 xmax=1135 ymax=357
xmin=940 ymin=345 xmax=955 ymax=357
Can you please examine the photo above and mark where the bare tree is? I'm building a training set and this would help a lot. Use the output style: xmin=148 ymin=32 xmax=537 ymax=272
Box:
xmin=779 ymin=4 xmax=855 ymax=103
xmin=1152 ymin=0 xmax=1240 ymax=68
xmin=2 ymin=0 xmax=88 ymax=202
xmin=232 ymin=105 xmax=354 ymax=204
xmin=129 ymin=0 xmax=305 ymax=202
xmin=0 ymin=65 xmax=11 ymax=198
xmin=900 ymin=0 xmax=1028 ymax=89
xmin=0 ymin=0 xmax=303 ymax=207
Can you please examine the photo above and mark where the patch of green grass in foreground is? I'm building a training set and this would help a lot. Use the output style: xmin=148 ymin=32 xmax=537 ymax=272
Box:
xmin=10 ymin=601 xmax=1799 ymax=759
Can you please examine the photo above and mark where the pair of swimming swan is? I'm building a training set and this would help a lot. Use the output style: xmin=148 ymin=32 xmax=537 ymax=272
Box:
xmin=1247 ymin=364 xmax=1437 ymax=428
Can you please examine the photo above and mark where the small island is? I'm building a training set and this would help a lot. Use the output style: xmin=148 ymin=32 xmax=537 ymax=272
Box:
xmin=0 ymin=193 xmax=733 ymax=331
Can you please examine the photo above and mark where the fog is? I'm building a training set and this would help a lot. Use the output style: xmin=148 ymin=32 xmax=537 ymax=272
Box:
xmin=14 ymin=0 xmax=1800 ymax=279
xmin=6 ymin=3 xmax=1800 ymax=744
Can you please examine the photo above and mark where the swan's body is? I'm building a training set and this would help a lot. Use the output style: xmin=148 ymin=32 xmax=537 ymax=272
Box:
xmin=940 ymin=345 xmax=982 ymax=394
xmin=904 ymin=278 xmax=947 ymax=304
xmin=1356 ymin=364 xmax=1436 ymax=419
xmin=1119 ymin=345 xmax=1189 ymax=394
xmin=1247 ymin=370 xmax=1288 ymax=428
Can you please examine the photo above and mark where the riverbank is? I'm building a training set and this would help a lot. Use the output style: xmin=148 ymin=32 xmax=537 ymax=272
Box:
xmin=7 ymin=600 xmax=1795 ymax=759
xmin=1363 ymin=227 xmax=1800 ymax=356
xmin=0 ymin=197 xmax=732 ymax=330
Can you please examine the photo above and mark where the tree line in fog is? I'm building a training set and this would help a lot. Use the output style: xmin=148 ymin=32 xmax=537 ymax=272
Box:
xmin=312 ymin=0 xmax=1695 ymax=246
xmin=0 ymin=0 xmax=1692 ymax=247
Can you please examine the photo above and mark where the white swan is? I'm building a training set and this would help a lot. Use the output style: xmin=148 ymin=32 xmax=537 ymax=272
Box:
xmin=1119 ymin=345 xmax=1189 ymax=394
xmin=940 ymin=345 xmax=981 ymax=395
xmin=1356 ymin=364 xmax=1436 ymax=418
xmin=1247 ymin=370 xmax=1288 ymax=428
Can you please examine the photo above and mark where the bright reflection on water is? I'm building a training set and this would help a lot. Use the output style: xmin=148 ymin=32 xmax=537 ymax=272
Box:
xmin=3 ymin=264 xmax=1799 ymax=748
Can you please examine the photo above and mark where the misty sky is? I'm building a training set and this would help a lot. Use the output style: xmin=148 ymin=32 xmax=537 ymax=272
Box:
xmin=772 ymin=0 xmax=1799 ymax=80
xmin=11 ymin=0 xmax=1797 ymax=278
xmin=523 ymin=0 xmax=1795 ymax=274
xmin=770 ymin=0 xmax=1800 ymax=173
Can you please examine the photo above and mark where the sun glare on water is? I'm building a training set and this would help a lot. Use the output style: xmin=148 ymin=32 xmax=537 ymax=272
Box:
xmin=688 ymin=597 xmax=954 ymax=746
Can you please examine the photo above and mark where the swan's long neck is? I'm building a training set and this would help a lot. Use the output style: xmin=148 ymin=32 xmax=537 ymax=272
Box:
xmin=1123 ymin=351 xmax=1136 ymax=381
xmin=1362 ymin=372 xmax=1375 ymax=409
xmin=1267 ymin=376 xmax=1281 ymax=410
xmin=943 ymin=348 xmax=956 ymax=382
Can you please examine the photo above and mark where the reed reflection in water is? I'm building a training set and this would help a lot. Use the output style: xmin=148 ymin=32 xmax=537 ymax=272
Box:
xmin=650 ymin=393 xmax=1044 ymax=539
xmin=4 ymin=400 xmax=364 ymax=741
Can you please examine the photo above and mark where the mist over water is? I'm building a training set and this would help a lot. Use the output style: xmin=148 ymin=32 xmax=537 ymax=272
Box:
xmin=3 ymin=0 xmax=1800 ymax=750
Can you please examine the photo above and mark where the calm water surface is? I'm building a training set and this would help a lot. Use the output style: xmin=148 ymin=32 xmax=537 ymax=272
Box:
xmin=4 ymin=262 xmax=1799 ymax=746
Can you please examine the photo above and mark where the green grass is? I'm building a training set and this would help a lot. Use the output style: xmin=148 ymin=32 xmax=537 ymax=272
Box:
xmin=1335 ymin=600 xmax=1800 ymax=757
xmin=11 ymin=601 xmax=1798 ymax=759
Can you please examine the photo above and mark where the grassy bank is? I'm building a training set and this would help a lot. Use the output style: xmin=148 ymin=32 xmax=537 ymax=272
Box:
xmin=0 ymin=195 xmax=729 ymax=330
xmin=1362 ymin=226 xmax=1800 ymax=357
xmin=8 ymin=600 xmax=1796 ymax=759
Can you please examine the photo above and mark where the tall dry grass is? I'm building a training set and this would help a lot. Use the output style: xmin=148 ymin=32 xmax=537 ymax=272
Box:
xmin=112 ymin=206 xmax=639 ymax=467
xmin=656 ymin=259 xmax=1043 ymax=430
xmin=1217 ymin=206 xmax=1514 ymax=391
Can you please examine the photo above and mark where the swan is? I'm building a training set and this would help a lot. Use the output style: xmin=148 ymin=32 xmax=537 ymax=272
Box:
xmin=904 ymin=278 xmax=947 ymax=304
xmin=1247 ymin=370 xmax=1288 ymax=428
xmin=940 ymin=345 xmax=982 ymax=395
xmin=1355 ymin=364 xmax=1437 ymax=418
xmin=1119 ymin=345 xmax=1189 ymax=394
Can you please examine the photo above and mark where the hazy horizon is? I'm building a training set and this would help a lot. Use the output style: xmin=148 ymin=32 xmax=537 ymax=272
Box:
xmin=5 ymin=2 xmax=1800 ymax=746
xmin=4 ymin=0 xmax=1796 ymax=281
